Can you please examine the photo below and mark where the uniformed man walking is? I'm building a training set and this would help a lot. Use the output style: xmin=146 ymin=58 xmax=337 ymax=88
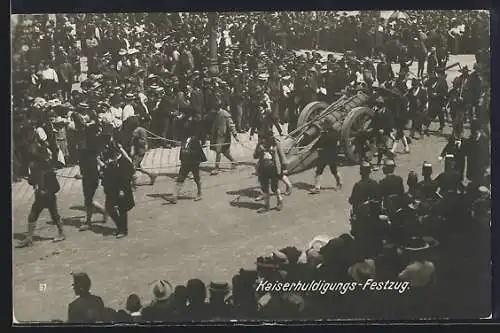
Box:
xmin=309 ymin=120 xmax=342 ymax=194
xmin=378 ymin=158 xmax=405 ymax=215
xmin=349 ymin=161 xmax=380 ymax=217
xmin=16 ymin=128 xmax=66 ymax=248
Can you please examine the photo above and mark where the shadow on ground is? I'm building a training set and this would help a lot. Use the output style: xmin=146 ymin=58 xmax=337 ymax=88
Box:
xmin=13 ymin=233 xmax=53 ymax=242
xmin=226 ymin=186 xmax=261 ymax=199
xmin=229 ymin=200 xmax=263 ymax=211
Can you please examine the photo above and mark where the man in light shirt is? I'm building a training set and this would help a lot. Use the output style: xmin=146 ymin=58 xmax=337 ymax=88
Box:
xmin=122 ymin=93 xmax=136 ymax=124
xmin=41 ymin=62 xmax=59 ymax=96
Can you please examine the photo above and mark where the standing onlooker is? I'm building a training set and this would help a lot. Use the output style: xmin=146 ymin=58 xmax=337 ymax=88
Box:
xmin=115 ymin=294 xmax=143 ymax=322
xmin=67 ymin=272 xmax=105 ymax=323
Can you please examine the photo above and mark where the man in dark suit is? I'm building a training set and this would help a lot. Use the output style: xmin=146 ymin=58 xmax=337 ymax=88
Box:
xmin=407 ymin=78 xmax=428 ymax=139
xmin=67 ymin=272 xmax=105 ymax=323
xmin=169 ymin=119 xmax=207 ymax=203
xmin=349 ymin=161 xmax=380 ymax=215
xmin=425 ymin=68 xmax=448 ymax=134
xmin=378 ymin=158 xmax=405 ymax=214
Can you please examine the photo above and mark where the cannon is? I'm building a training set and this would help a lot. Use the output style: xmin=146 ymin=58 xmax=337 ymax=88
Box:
xmin=281 ymin=62 xmax=460 ymax=175
xmin=282 ymin=88 xmax=380 ymax=175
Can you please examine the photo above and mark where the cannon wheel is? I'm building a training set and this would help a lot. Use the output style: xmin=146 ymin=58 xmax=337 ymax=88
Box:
xmin=297 ymin=101 xmax=330 ymax=128
xmin=342 ymin=106 xmax=375 ymax=163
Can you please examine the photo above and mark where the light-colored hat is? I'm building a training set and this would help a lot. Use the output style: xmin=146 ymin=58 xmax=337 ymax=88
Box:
xmin=118 ymin=49 xmax=127 ymax=56
xmin=128 ymin=48 xmax=139 ymax=55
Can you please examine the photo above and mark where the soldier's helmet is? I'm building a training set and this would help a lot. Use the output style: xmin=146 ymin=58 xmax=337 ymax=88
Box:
xmin=407 ymin=171 xmax=418 ymax=188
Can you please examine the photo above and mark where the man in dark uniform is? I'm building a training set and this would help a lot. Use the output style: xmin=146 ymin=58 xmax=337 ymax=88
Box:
xmin=466 ymin=119 xmax=490 ymax=186
xmin=416 ymin=162 xmax=438 ymax=203
xmin=169 ymin=120 xmax=207 ymax=204
xmin=67 ymin=272 xmax=105 ymax=323
xmin=415 ymin=161 xmax=439 ymax=216
xmin=434 ymin=154 xmax=464 ymax=198
xmin=440 ymin=133 xmax=466 ymax=181
xmin=349 ymin=161 xmax=380 ymax=216
xmin=72 ymin=104 xmax=107 ymax=231
xmin=434 ymin=154 xmax=464 ymax=223
xmin=376 ymin=53 xmax=394 ymax=87
xmin=309 ymin=120 xmax=342 ymax=194
xmin=378 ymin=158 xmax=405 ymax=215
xmin=100 ymin=136 xmax=135 ymax=239
xmin=407 ymin=78 xmax=428 ymax=139
xmin=447 ymin=77 xmax=466 ymax=137
xmin=16 ymin=127 xmax=66 ymax=248
xmin=425 ymin=68 xmax=448 ymax=134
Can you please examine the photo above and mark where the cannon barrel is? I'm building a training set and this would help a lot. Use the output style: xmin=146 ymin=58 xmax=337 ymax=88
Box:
xmin=283 ymin=90 xmax=374 ymax=175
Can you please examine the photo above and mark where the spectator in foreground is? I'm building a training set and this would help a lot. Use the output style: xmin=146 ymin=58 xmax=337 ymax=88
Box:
xmin=186 ymin=278 xmax=209 ymax=320
xmin=67 ymin=272 xmax=105 ymax=323
xmin=115 ymin=293 xmax=143 ymax=322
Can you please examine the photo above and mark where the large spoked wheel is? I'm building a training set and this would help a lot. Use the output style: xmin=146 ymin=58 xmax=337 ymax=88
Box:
xmin=297 ymin=101 xmax=330 ymax=128
xmin=341 ymin=106 xmax=376 ymax=163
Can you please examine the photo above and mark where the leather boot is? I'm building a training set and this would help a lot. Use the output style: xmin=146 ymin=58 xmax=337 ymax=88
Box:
xmin=16 ymin=222 xmax=36 ymax=248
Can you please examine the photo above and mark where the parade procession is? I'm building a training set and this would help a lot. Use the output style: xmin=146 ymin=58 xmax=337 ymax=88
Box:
xmin=12 ymin=11 xmax=491 ymax=322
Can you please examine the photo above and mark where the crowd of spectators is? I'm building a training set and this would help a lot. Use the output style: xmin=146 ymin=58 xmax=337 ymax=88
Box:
xmin=11 ymin=11 xmax=491 ymax=322
xmin=11 ymin=11 xmax=489 ymax=180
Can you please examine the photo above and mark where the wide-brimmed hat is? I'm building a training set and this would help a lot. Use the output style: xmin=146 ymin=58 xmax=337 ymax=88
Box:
xmin=125 ymin=93 xmax=135 ymax=99
xmin=118 ymin=49 xmax=127 ymax=56
xmin=151 ymin=280 xmax=173 ymax=301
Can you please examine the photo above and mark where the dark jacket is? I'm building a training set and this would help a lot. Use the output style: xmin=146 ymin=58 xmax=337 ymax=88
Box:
xmin=67 ymin=294 xmax=105 ymax=323
xmin=179 ymin=136 xmax=207 ymax=164
xmin=141 ymin=298 xmax=176 ymax=322
xmin=349 ymin=178 xmax=380 ymax=211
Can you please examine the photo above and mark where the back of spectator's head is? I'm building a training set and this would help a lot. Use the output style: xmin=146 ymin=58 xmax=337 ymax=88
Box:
xmin=126 ymin=293 xmax=142 ymax=313
xmin=71 ymin=271 xmax=91 ymax=295
xmin=209 ymin=282 xmax=230 ymax=301
xmin=186 ymin=279 xmax=206 ymax=305
xmin=174 ymin=285 xmax=188 ymax=305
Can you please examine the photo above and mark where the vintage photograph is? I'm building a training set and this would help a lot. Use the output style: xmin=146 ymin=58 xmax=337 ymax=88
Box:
xmin=11 ymin=10 xmax=491 ymax=323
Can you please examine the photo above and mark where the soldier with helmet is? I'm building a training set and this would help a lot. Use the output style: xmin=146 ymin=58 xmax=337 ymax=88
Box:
xmin=416 ymin=162 xmax=438 ymax=204
xmin=349 ymin=161 xmax=380 ymax=217
xmin=407 ymin=77 xmax=428 ymax=140
xmin=378 ymin=158 xmax=405 ymax=215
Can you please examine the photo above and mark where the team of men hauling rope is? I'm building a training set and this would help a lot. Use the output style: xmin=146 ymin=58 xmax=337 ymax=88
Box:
xmin=14 ymin=45 xmax=490 ymax=248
